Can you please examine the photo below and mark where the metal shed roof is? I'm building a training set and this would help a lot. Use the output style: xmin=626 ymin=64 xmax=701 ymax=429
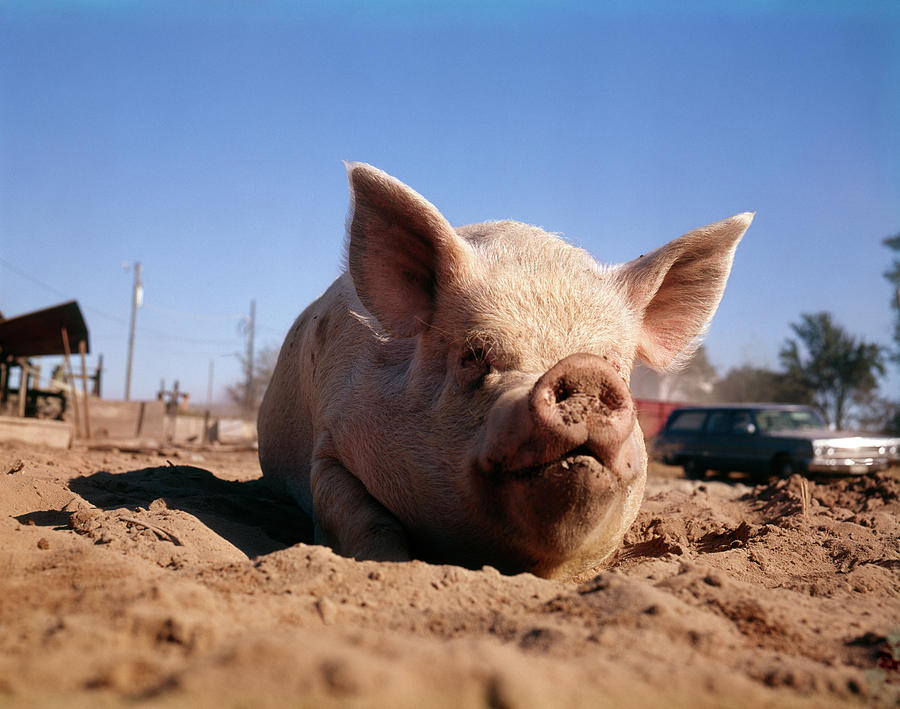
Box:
xmin=0 ymin=301 xmax=90 ymax=358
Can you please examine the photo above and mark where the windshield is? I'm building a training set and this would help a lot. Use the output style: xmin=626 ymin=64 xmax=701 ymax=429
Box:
xmin=755 ymin=408 xmax=827 ymax=433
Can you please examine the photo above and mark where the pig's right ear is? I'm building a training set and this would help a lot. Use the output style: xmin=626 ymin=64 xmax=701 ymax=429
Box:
xmin=345 ymin=162 xmax=470 ymax=337
xmin=615 ymin=212 xmax=753 ymax=372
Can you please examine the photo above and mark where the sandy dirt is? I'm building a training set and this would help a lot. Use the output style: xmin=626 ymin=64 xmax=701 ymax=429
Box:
xmin=1 ymin=441 xmax=898 ymax=708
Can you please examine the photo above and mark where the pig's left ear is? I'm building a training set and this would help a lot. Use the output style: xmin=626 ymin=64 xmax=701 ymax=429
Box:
xmin=345 ymin=162 xmax=471 ymax=337
xmin=615 ymin=212 xmax=753 ymax=371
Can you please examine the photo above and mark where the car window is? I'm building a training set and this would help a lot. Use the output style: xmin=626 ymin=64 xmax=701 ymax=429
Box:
xmin=755 ymin=411 xmax=776 ymax=433
xmin=706 ymin=411 xmax=732 ymax=434
xmin=730 ymin=411 xmax=756 ymax=435
xmin=667 ymin=411 xmax=707 ymax=432
xmin=757 ymin=408 xmax=826 ymax=432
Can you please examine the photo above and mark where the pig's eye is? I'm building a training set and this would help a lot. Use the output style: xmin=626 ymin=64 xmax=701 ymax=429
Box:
xmin=460 ymin=345 xmax=488 ymax=369
xmin=458 ymin=344 xmax=491 ymax=387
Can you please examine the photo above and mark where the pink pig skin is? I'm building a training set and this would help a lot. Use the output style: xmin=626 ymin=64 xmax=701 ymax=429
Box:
xmin=258 ymin=163 xmax=752 ymax=579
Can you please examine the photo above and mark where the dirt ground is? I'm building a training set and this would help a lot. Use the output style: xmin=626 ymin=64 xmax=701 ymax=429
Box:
xmin=0 ymin=441 xmax=898 ymax=708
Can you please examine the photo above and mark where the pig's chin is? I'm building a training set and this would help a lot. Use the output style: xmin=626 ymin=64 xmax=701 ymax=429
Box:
xmin=468 ymin=443 xmax=642 ymax=576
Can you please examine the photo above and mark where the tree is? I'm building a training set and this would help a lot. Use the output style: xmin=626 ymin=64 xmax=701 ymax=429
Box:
xmin=853 ymin=393 xmax=900 ymax=435
xmin=714 ymin=364 xmax=811 ymax=405
xmin=227 ymin=345 xmax=278 ymax=416
xmin=884 ymin=230 xmax=900 ymax=363
xmin=672 ymin=345 xmax=718 ymax=402
xmin=631 ymin=345 xmax=717 ymax=402
xmin=778 ymin=312 xmax=885 ymax=428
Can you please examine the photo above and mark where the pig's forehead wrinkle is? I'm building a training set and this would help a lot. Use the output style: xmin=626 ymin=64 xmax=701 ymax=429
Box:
xmin=447 ymin=220 xmax=640 ymax=367
xmin=456 ymin=221 xmax=615 ymax=273
xmin=467 ymin=259 xmax=626 ymax=329
xmin=459 ymin=220 xmax=577 ymax=255
xmin=459 ymin=289 xmax=636 ymax=373
xmin=459 ymin=227 xmax=613 ymax=290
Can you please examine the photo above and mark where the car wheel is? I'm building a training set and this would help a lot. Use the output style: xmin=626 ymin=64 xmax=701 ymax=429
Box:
xmin=683 ymin=459 xmax=706 ymax=480
xmin=773 ymin=457 xmax=796 ymax=479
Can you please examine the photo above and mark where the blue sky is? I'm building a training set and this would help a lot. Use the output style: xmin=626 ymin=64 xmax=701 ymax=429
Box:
xmin=1 ymin=1 xmax=899 ymax=405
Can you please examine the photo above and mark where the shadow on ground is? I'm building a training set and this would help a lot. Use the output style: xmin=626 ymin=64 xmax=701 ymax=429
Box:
xmin=58 ymin=465 xmax=314 ymax=557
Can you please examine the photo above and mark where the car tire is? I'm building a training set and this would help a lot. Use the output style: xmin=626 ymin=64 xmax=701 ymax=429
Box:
xmin=683 ymin=459 xmax=706 ymax=480
xmin=772 ymin=457 xmax=796 ymax=479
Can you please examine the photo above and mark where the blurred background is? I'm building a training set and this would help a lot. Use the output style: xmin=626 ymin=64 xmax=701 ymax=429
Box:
xmin=1 ymin=1 xmax=898 ymax=432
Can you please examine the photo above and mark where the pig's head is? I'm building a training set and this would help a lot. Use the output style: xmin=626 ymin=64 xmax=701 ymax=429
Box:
xmin=345 ymin=163 xmax=751 ymax=579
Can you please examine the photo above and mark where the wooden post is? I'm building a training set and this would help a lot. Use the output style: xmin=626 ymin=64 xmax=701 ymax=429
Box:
xmin=78 ymin=339 xmax=92 ymax=440
xmin=0 ymin=361 xmax=7 ymax=408
xmin=93 ymin=353 xmax=103 ymax=397
xmin=61 ymin=327 xmax=81 ymax=439
xmin=17 ymin=359 xmax=28 ymax=417
xmin=168 ymin=380 xmax=180 ymax=442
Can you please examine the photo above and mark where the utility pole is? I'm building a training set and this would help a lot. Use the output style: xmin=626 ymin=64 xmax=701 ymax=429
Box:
xmin=207 ymin=358 xmax=215 ymax=408
xmin=244 ymin=299 xmax=256 ymax=415
xmin=124 ymin=262 xmax=143 ymax=401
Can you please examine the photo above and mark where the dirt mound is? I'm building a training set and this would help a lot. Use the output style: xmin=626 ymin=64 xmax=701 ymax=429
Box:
xmin=1 ymin=443 xmax=897 ymax=707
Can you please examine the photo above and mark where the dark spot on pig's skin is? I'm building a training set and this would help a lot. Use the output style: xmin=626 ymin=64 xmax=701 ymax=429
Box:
xmin=289 ymin=312 xmax=311 ymax=351
xmin=314 ymin=313 xmax=330 ymax=343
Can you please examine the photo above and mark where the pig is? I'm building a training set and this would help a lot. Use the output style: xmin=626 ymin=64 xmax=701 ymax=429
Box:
xmin=258 ymin=163 xmax=752 ymax=580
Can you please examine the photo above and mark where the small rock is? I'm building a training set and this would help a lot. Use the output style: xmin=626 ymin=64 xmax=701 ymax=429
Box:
xmin=316 ymin=597 xmax=338 ymax=625
xmin=320 ymin=658 xmax=359 ymax=694
xmin=704 ymin=571 xmax=725 ymax=587
xmin=62 ymin=498 xmax=90 ymax=512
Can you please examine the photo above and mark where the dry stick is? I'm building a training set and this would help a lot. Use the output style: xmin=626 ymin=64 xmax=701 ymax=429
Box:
xmin=118 ymin=515 xmax=184 ymax=546
xmin=78 ymin=339 xmax=92 ymax=440
xmin=60 ymin=327 xmax=81 ymax=440
xmin=800 ymin=477 xmax=810 ymax=518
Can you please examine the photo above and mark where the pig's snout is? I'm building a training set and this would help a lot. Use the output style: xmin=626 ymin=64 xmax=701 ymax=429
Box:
xmin=530 ymin=353 xmax=634 ymax=466
xmin=477 ymin=353 xmax=636 ymax=478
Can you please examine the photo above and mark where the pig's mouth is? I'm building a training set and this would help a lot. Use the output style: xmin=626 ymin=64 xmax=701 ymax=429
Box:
xmin=490 ymin=445 xmax=604 ymax=483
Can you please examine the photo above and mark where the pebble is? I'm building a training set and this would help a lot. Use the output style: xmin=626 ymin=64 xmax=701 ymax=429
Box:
xmin=316 ymin=597 xmax=338 ymax=625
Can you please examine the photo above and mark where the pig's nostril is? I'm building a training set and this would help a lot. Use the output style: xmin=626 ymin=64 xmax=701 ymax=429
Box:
xmin=552 ymin=378 xmax=579 ymax=405
xmin=598 ymin=383 xmax=626 ymax=412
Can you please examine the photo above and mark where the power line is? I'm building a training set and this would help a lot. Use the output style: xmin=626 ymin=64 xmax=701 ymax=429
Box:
xmin=141 ymin=330 xmax=243 ymax=347
xmin=1 ymin=257 xmax=244 ymax=345
xmin=1 ymin=259 xmax=232 ymax=335
xmin=0 ymin=257 xmax=71 ymax=301
xmin=0 ymin=257 xmax=127 ymax=325
xmin=143 ymin=303 xmax=243 ymax=322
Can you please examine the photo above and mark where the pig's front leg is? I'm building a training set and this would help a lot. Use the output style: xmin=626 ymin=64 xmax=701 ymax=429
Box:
xmin=310 ymin=454 xmax=411 ymax=562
